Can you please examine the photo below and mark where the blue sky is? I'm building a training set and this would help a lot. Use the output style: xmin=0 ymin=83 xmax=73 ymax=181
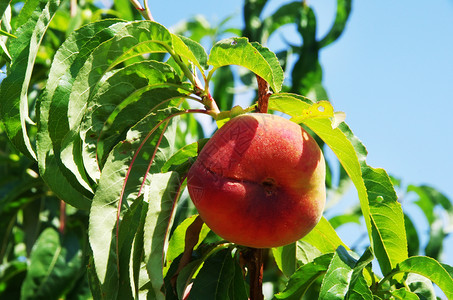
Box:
xmin=150 ymin=0 xmax=453 ymax=266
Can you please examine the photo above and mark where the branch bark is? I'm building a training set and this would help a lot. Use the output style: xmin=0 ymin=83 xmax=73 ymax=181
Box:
xmin=256 ymin=76 xmax=272 ymax=114
xmin=243 ymin=248 xmax=264 ymax=300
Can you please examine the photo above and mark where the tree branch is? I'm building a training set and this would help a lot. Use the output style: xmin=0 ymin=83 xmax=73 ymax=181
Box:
xmin=243 ymin=248 xmax=264 ymax=300
xmin=256 ymin=76 xmax=272 ymax=114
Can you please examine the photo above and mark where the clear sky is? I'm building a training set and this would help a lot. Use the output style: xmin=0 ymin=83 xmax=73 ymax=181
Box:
xmin=149 ymin=0 xmax=453 ymax=266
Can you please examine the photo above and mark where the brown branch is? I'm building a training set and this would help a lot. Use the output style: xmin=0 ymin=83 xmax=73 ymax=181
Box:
xmin=256 ymin=76 xmax=272 ymax=114
xmin=59 ymin=200 xmax=66 ymax=234
xmin=243 ymin=248 xmax=264 ymax=300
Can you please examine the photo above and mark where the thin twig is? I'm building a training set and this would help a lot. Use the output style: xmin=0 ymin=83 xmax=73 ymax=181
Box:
xmin=256 ymin=76 xmax=272 ymax=113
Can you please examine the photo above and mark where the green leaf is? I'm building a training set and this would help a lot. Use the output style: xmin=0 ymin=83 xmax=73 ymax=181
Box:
xmin=117 ymin=195 xmax=146 ymax=300
xmin=187 ymin=248 xmax=236 ymax=300
xmin=79 ymin=60 xmax=185 ymax=182
xmin=319 ymin=0 xmax=352 ymax=48
xmin=347 ymin=275 xmax=373 ymax=300
xmin=406 ymin=273 xmax=436 ymax=300
xmin=368 ymin=193 xmax=407 ymax=275
xmin=37 ymin=19 xmax=127 ymax=210
xmin=397 ymin=256 xmax=453 ymax=299
xmin=328 ymin=213 xmax=361 ymax=229
xmin=275 ymin=253 xmax=334 ymax=299
xmin=272 ymin=243 xmax=297 ymax=277
xmin=161 ymin=141 xmax=198 ymax=173
xmin=0 ymin=176 xmax=39 ymax=260
xmin=229 ymin=257 xmax=249 ymax=300
xmin=113 ymin=0 xmax=137 ymax=21
xmin=319 ymin=246 xmax=356 ymax=299
xmin=20 ymin=228 xmax=82 ymax=300
xmin=172 ymin=34 xmax=209 ymax=71
xmin=272 ymin=241 xmax=321 ymax=277
xmin=175 ymin=258 xmax=203 ymax=299
xmin=408 ymin=185 xmax=453 ymax=221
xmin=404 ymin=214 xmax=420 ymax=256
xmin=164 ymin=214 xmax=210 ymax=276
xmin=301 ymin=216 xmax=348 ymax=253
xmin=88 ymin=108 xmax=180 ymax=297
xmin=0 ymin=0 xmax=61 ymax=160
xmin=268 ymin=93 xmax=408 ymax=276
xmin=392 ymin=288 xmax=419 ymax=300
xmin=242 ymin=0 xmax=268 ymax=42
xmin=261 ymin=1 xmax=303 ymax=43
xmin=144 ymin=172 xmax=182 ymax=300
xmin=58 ymin=21 xmax=177 ymax=193
xmin=0 ymin=260 xmax=27 ymax=299
xmin=208 ymin=37 xmax=283 ymax=93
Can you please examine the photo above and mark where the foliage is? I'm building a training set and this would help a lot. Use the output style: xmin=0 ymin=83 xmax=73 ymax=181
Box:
xmin=0 ymin=0 xmax=452 ymax=299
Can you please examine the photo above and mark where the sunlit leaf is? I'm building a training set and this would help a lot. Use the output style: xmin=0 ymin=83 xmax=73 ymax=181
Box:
xmin=0 ymin=0 xmax=61 ymax=160
xmin=301 ymin=216 xmax=348 ymax=253
xmin=275 ymin=253 xmax=333 ymax=299
xmin=319 ymin=246 xmax=356 ymax=299
xmin=37 ymin=20 xmax=127 ymax=209
xmin=397 ymin=256 xmax=453 ymax=299
xmin=208 ymin=37 xmax=283 ymax=93
xmin=144 ymin=172 xmax=182 ymax=300
xmin=88 ymin=108 xmax=180 ymax=297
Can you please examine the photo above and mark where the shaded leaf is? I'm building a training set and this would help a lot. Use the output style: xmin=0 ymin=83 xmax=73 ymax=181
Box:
xmin=187 ymin=248 xmax=236 ymax=300
xmin=20 ymin=228 xmax=82 ymax=300
xmin=165 ymin=215 xmax=210 ymax=276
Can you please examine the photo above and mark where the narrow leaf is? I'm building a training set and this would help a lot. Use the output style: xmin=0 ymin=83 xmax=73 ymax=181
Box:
xmin=37 ymin=20 xmax=127 ymax=209
xmin=144 ymin=172 xmax=182 ymax=300
xmin=0 ymin=0 xmax=61 ymax=159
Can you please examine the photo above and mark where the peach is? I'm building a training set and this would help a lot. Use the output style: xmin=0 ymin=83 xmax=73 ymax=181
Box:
xmin=187 ymin=113 xmax=325 ymax=248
